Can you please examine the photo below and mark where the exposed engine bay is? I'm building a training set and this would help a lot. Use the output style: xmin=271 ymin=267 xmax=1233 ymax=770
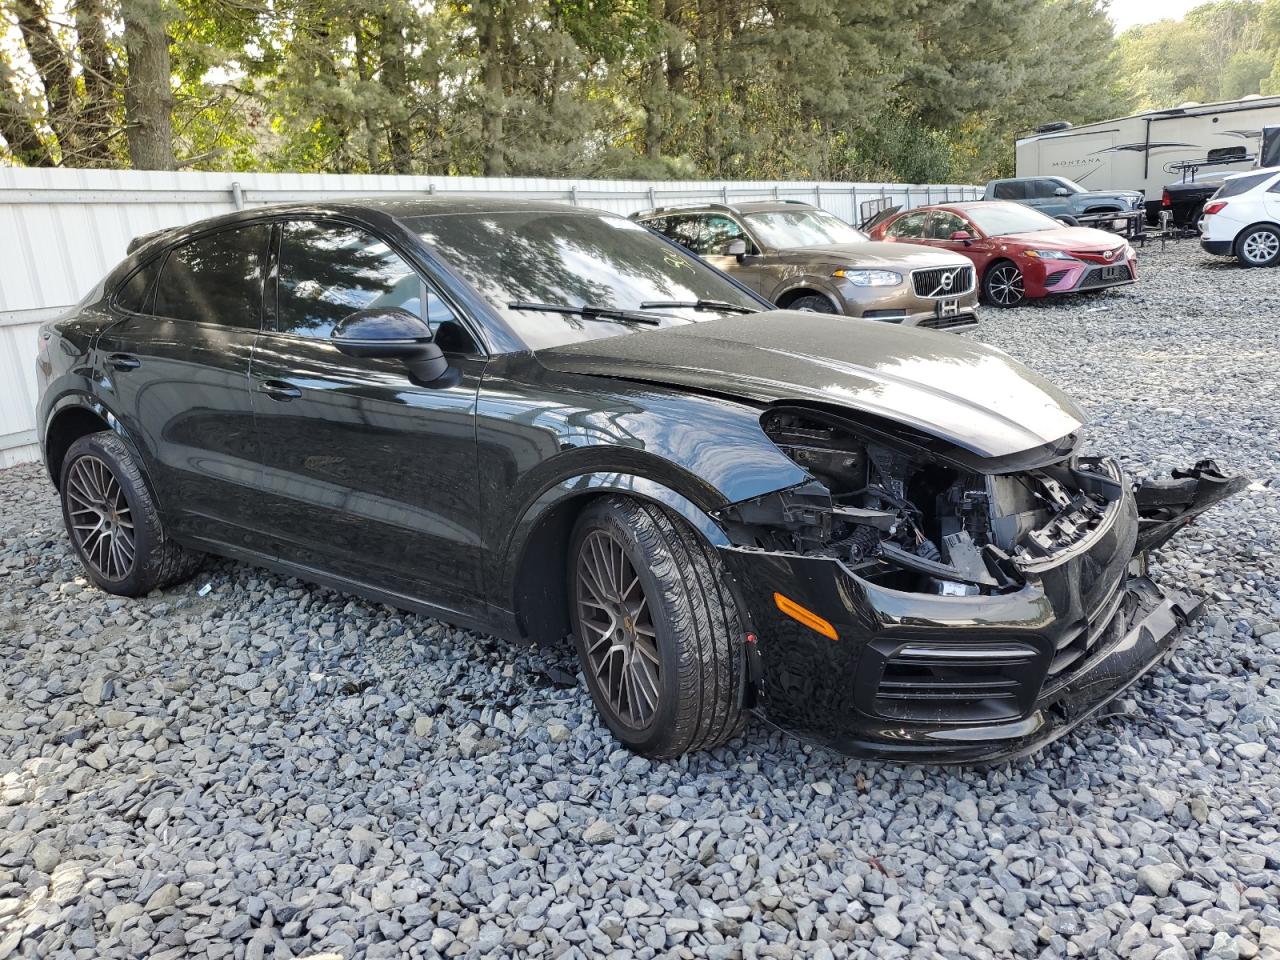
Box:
xmin=717 ymin=407 xmax=1237 ymax=597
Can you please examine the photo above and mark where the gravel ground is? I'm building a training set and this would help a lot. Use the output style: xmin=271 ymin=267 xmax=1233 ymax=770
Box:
xmin=2 ymin=239 xmax=1279 ymax=960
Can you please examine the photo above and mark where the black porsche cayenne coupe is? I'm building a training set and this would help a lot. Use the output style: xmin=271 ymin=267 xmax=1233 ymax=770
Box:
xmin=36 ymin=197 xmax=1242 ymax=762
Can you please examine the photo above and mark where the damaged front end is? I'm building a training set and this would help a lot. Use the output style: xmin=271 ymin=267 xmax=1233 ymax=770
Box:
xmin=714 ymin=406 xmax=1246 ymax=762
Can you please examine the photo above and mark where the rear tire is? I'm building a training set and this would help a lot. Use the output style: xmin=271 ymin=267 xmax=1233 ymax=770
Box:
xmin=788 ymin=294 xmax=838 ymax=313
xmin=1236 ymin=225 xmax=1280 ymax=267
xmin=59 ymin=432 xmax=204 ymax=597
xmin=567 ymin=496 xmax=746 ymax=758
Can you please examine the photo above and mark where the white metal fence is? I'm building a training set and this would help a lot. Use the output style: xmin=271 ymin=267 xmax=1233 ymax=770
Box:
xmin=0 ymin=166 xmax=982 ymax=466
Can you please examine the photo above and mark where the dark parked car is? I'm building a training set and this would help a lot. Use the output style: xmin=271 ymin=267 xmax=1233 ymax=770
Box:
xmin=36 ymin=198 xmax=1242 ymax=762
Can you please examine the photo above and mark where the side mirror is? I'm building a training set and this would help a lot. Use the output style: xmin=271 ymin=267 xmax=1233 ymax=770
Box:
xmin=331 ymin=307 xmax=449 ymax=382
xmin=726 ymin=238 xmax=748 ymax=262
xmin=949 ymin=230 xmax=973 ymax=245
xmin=1054 ymin=187 xmax=1071 ymax=197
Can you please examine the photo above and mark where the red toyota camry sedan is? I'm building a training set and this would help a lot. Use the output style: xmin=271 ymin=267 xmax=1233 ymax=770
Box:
xmin=869 ymin=201 xmax=1138 ymax=307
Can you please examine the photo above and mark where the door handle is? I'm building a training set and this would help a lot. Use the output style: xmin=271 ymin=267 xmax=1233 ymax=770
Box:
xmin=259 ymin=379 xmax=302 ymax=401
xmin=108 ymin=353 xmax=140 ymax=371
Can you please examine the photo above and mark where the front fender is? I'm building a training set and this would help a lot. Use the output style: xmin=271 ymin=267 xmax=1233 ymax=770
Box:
xmin=498 ymin=471 xmax=736 ymax=643
xmin=771 ymin=276 xmax=844 ymax=309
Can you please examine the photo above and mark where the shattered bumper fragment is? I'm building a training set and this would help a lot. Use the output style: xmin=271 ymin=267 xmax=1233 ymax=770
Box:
xmin=712 ymin=407 xmax=1245 ymax=763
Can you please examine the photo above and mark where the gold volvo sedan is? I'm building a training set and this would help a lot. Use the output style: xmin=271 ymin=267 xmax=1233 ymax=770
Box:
xmin=632 ymin=200 xmax=979 ymax=330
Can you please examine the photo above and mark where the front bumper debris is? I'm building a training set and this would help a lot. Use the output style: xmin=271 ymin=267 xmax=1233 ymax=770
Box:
xmin=716 ymin=460 xmax=1243 ymax=764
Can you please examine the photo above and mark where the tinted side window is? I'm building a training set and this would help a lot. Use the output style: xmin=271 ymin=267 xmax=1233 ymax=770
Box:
xmin=695 ymin=215 xmax=749 ymax=255
xmin=277 ymin=221 xmax=475 ymax=351
xmin=992 ymin=181 xmax=1026 ymax=200
xmin=116 ymin=258 xmax=163 ymax=313
xmin=642 ymin=214 xmax=704 ymax=253
xmin=154 ymin=225 xmax=270 ymax=329
xmin=1030 ymin=179 xmax=1061 ymax=199
xmin=925 ymin=212 xmax=966 ymax=239
xmin=888 ymin=212 xmax=928 ymax=238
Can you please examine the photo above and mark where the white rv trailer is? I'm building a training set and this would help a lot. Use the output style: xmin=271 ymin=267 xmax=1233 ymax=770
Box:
xmin=1015 ymin=94 xmax=1280 ymax=219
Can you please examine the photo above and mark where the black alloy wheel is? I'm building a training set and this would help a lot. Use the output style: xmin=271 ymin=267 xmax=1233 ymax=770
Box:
xmin=575 ymin=527 xmax=662 ymax=730
xmin=65 ymin=454 xmax=135 ymax=581
xmin=983 ymin=261 xmax=1026 ymax=307
xmin=59 ymin=431 xmax=204 ymax=596
xmin=567 ymin=497 xmax=746 ymax=758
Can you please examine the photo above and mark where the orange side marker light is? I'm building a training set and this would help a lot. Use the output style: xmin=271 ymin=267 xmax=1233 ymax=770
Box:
xmin=773 ymin=592 xmax=838 ymax=641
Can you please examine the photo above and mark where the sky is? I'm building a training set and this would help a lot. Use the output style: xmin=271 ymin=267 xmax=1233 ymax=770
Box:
xmin=1109 ymin=0 xmax=1208 ymax=32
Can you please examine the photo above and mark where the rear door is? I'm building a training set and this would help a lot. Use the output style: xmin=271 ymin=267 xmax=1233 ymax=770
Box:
xmin=94 ymin=223 xmax=271 ymax=551
xmin=248 ymin=218 xmax=488 ymax=617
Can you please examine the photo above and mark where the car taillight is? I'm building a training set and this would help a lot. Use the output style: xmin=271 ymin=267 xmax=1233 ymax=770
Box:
xmin=1161 ymin=189 xmax=1171 ymax=208
xmin=1203 ymin=201 xmax=1228 ymax=216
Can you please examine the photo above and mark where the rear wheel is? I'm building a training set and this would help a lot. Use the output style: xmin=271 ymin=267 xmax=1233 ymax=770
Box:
xmin=59 ymin=432 xmax=204 ymax=596
xmin=788 ymin=294 xmax=838 ymax=313
xmin=1236 ymin=225 xmax=1280 ymax=267
xmin=982 ymin=261 xmax=1026 ymax=307
xmin=568 ymin=497 xmax=746 ymax=758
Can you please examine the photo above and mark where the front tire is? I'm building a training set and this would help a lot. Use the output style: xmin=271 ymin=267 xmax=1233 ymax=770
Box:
xmin=788 ymin=294 xmax=838 ymax=313
xmin=568 ymin=497 xmax=746 ymax=758
xmin=982 ymin=260 xmax=1027 ymax=307
xmin=1236 ymin=225 xmax=1280 ymax=267
xmin=59 ymin=432 xmax=204 ymax=596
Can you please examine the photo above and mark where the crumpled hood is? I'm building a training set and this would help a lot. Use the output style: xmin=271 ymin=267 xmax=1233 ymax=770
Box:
xmin=775 ymin=240 xmax=971 ymax=270
xmin=536 ymin=312 xmax=1085 ymax=460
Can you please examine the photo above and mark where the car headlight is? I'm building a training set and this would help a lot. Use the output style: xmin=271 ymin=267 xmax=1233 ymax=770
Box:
xmin=1026 ymin=250 xmax=1076 ymax=260
xmin=833 ymin=269 xmax=902 ymax=286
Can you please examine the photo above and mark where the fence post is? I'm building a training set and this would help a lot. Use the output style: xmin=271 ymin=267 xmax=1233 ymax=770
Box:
xmin=570 ymin=185 xmax=578 ymax=206
xmin=648 ymin=185 xmax=656 ymax=209
xmin=925 ymin=185 xmax=931 ymax=205
xmin=721 ymin=185 xmax=729 ymax=204
xmin=814 ymin=183 xmax=821 ymax=209
xmin=850 ymin=185 xmax=857 ymax=224
xmin=231 ymin=181 xmax=244 ymax=210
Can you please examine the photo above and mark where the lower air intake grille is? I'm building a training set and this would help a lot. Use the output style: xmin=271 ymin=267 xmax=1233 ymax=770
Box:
xmin=869 ymin=641 xmax=1042 ymax=724
xmin=918 ymin=313 xmax=977 ymax=330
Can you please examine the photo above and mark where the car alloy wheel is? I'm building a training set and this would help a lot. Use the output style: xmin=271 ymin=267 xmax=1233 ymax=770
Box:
xmin=575 ymin=528 xmax=661 ymax=731
xmin=985 ymin=263 xmax=1026 ymax=307
xmin=1239 ymin=227 xmax=1280 ymax=266
xmin=65 ymin=454 xmax=136 ymax=581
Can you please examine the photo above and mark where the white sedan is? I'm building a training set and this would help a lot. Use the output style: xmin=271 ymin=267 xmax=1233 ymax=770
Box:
xmin=1199 ymin=167 xmax=1280 ymax=267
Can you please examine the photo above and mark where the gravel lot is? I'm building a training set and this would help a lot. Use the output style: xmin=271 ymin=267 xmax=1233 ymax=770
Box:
xmin=2 ymin=239 xmax=1279 ymax=960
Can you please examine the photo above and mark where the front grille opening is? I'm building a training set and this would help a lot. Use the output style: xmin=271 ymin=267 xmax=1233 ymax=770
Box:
xmin=870 ymin=642 xmax=1041 ymax=724
xmin=911 ymin=265 xmax=975 ymax=298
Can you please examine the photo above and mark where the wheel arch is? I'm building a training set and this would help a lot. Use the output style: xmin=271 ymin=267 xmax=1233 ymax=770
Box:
xmin=43 ymin=394 xmax=146 ymax=491
xmin=773 ymin=283 xmax=842 ymax=312
xmin=505 ymin=474 xmax=730 ymax=646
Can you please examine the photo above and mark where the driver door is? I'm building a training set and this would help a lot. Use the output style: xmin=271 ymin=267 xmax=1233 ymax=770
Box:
xmin=691 ymin=214 xmax=763 ymax=291
xmin=248 ymin=218 xmax=489 ymax=617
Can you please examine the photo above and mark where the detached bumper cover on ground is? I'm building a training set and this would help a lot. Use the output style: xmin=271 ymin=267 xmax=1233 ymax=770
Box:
xmin=719 ymin=462 xmax=1246 ymax=763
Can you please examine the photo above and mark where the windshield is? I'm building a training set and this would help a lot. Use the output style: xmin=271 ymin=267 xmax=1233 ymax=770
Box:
xmin=743 ymin=209 xmax=866 ymax=248
xmin=409 ymin=210 xmax=763 ymax=350
xmin=1054 ymin=178 xmax=1087 ymax=194
xmin=964 ymin=203 xmax=1063 ymax=236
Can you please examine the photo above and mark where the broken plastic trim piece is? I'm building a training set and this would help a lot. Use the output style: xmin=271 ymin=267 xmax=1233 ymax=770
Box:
xmin=1133 ymin=459 xmax=1249 ymax=554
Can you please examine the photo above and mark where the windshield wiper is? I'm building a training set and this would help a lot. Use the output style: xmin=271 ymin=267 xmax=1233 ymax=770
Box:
xmin=508 ymin=301 xmax=664 ymax=326
xmin=638 ymin=299 xmax=762 ymax=314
